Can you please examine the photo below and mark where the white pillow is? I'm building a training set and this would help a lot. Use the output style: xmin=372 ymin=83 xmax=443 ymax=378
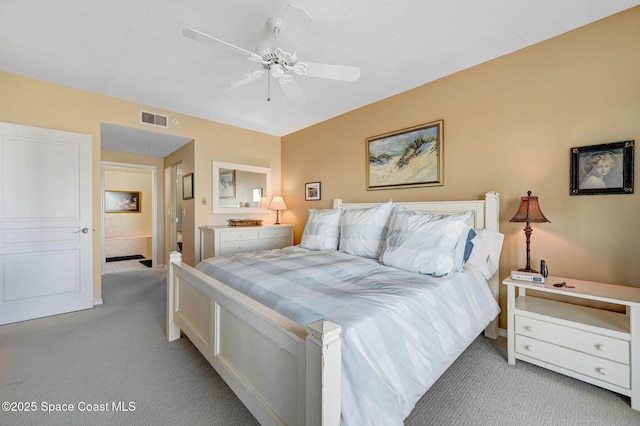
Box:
xmin=379 ymin=208 xmax=474 ymax=277
xmin=300 ymin=208 xmax=343 ymax=251
xmin=466 ymin=229 xmax=504 ymax=279
xmin=339 ymin=201 xmax=394 ymax=259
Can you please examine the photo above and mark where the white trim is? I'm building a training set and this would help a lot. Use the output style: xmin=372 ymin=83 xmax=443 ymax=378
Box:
xmin=93 ymin=299 xmax=104 ymax=306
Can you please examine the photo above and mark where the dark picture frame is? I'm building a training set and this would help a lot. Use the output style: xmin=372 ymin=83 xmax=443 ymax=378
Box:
xmin=305 ymin=182 xmax=321 ymax=201
xmin=105 ymin=190 xmax=141 ymax=213
xmin=570 ymin=140 xmax=634 ymax=196
xmin=182 ymin=172 xmax=194 ymax=200
xmin=367 ymin=120 xmax=443 ymax=190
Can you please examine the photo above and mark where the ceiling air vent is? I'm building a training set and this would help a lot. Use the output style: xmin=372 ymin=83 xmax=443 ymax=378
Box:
xmin=140 ymin=111 xmax=168 ymax=128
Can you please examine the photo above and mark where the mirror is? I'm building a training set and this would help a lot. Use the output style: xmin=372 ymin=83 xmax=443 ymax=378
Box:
xmin=212 ymin=161 xmax=271 ymax=214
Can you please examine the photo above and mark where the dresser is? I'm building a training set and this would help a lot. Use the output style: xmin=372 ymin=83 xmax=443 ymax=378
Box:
xmin=503 ymin=276 xmax=640 ymax=410
xmin=200 ymin=225 xmax=294 ymax=260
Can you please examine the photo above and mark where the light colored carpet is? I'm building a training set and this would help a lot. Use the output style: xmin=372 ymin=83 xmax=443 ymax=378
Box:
xmin=1 ymin=268 xmax=639 ymax=425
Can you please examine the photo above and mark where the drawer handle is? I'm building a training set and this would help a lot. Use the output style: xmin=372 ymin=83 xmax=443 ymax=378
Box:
xmin=524 ymin=325 xmax=535 ymax=332
xmin=525 ymin=345 xmax=535 ymax=352
xmin=595 ymin=344 xmax=608 ymax=352
xmin=597 ymin=367 xmax=608 ymax=376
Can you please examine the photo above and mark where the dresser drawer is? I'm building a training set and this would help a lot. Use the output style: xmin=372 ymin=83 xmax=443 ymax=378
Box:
xmin=219 ymin=230 xmax=260 ymax=242
xmin=259 ymin=227 xmax=292 ymax=239
xmin=515 ymin=335 xmax=630 ymax=389
xmin=219 ymin=240 xmax=265 ymax=255
xmin=263 ymin=236 xmax=292 ymax=249
xmin=515 ymin=315 xmax=629 ymax=364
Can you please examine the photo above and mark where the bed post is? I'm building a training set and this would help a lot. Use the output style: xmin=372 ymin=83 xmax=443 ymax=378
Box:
xmin=305 ymin=320 xmax=342 ymax=426
xmin=166 ymin=251 xmax=182 ymax=342
xmin=483 ymin=191 xmax=500 ymax=339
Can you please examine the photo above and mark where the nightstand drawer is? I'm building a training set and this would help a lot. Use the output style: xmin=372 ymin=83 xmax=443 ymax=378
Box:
xmin=515 ymin=335 xmax=630 ymax=389
xmin=219 ymin=230 xmax=260 ymax=242
xmin=515 ymin=315 xmax=629 ymax=364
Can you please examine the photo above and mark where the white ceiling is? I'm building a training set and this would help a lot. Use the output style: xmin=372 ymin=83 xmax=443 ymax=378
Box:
xmin=2 ymin=1 xmax=639 ymax=141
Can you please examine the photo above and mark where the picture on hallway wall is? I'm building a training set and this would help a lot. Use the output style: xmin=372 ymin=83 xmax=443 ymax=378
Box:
xmin=105 ymin=190 xmax=141 ymax=213
xmin=570 ymin=140 xmax=634 ymax=195
xmin=182 ymin=173 xmax=194 ymax=200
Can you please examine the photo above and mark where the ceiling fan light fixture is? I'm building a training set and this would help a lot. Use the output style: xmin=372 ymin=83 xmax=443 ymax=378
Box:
xmin=255 ymin=38 xmax=277 ymax=57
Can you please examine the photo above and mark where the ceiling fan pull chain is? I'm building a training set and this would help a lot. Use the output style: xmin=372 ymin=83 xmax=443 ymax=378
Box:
xmin=267 ymin=72 xmax=271 ymax=102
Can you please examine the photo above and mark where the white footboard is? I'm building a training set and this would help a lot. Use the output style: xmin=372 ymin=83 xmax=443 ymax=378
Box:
xmin=166 ymin=252 xmax=341 ymax=426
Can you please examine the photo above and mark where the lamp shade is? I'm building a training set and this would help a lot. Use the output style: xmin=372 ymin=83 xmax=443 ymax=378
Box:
xmin=268 ymin=196 xmax=287 ymax=211
xmin=509 ymin=191 xmax=550 ymax=223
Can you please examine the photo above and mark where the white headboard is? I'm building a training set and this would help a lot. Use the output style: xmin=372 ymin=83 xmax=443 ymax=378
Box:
xmin=333 ymin=191 xmax=500 ymax=232
xmin=332 ymin=191 xmax=501 ymax=338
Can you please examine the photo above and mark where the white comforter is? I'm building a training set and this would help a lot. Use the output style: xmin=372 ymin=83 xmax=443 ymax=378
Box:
xmin=196 ymin=246 xmax=500 ymax=425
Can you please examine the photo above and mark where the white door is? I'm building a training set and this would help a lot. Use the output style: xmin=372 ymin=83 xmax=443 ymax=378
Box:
xmin=0 ymin=122 xmax=93 ymax=325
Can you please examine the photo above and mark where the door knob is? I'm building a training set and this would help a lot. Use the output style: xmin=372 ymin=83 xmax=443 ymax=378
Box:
xmin=74 ymin=227 xmax=90 ymax=234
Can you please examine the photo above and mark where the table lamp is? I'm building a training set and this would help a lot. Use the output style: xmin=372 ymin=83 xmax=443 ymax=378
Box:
xmin=268 ymin=196 xmax=287 ymax=225
xmin=509 ymin=190 xmax=550 ymax=272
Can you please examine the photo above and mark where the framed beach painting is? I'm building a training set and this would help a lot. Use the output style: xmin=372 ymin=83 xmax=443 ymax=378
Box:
xmin=105 ymin=190 xmax=141 ymax=213
xmin=367 ymin=120 xmax=444 ymax=190
xmin=570 ymin=140 xmax=634 ymax=195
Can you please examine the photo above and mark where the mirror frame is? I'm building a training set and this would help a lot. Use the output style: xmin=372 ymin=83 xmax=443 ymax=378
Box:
xmin=212 ymin=161 xmax=271 ymax=214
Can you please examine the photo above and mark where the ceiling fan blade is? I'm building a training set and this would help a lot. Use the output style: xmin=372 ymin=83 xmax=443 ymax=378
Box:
xmin=183 ymin=28 xmax=261 ymax=60
xmin=297 ymin=62 xmax=361 ymax=82
xmin=220 ymin=70 xmax=266 ymax=91
xmin=279 ymin=75 xmax=306 ymax=104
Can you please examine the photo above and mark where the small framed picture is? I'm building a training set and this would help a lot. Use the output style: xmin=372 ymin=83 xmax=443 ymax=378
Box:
xmin=305 ymin=182 xmax=321 ymax=201
xmin=570 ymin=140 xmax=634 ymax=195
xmin=182 ymin=173 xmax=194 ymax=200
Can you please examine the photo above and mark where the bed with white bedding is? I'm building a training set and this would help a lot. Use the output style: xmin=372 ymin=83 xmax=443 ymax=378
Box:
xmin=166 ymin=192 xmax=502 ymax=425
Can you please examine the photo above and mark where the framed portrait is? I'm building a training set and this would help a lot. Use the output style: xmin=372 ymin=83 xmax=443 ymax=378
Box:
xmin=219 ymin=169 xmax=236 ymax=198
xmin=570 ymin=140 xmax=634 ymax=196
xmin=305 ymin=182 xmax=321 ymax=201
xmin=105 ymin=190 xmax=141 ymax=213
xmin=367 ymin=120 xmax=443 ymax=190
xmin=182 ymin=173 xmax=194 ymax=200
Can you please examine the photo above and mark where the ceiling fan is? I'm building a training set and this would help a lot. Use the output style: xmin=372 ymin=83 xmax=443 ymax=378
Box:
xmin=183 ymin=4 xmax=360 ymax=103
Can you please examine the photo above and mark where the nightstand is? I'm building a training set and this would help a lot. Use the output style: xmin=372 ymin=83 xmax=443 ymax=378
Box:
xmin=503 ymin=275 xmax=640 ymax=410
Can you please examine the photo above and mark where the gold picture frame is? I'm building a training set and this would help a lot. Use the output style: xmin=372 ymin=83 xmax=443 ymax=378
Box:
xmin=367 ymin=120 xmax=443 ymax=190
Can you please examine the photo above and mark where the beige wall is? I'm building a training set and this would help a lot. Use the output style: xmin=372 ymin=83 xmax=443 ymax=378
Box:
xmin=282 ymin=8 xmax=640 ymax=328
xmin=0 ymin=72 xmax=280 ymax=300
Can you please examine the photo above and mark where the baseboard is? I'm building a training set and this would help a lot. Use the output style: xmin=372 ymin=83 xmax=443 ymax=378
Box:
xmin=93 ymin=299 xmax=103 ymax=306
xmin=498 ymin=327 xmax=507 ymax=338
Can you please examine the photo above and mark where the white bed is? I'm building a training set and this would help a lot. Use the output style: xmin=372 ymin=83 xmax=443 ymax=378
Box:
xmin=167 ymin=192 xmax=501 ymax=425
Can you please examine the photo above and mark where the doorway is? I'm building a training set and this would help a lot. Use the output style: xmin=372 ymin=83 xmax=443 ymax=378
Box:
xmin=101 ymin=162 xmax=157 ymax=274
